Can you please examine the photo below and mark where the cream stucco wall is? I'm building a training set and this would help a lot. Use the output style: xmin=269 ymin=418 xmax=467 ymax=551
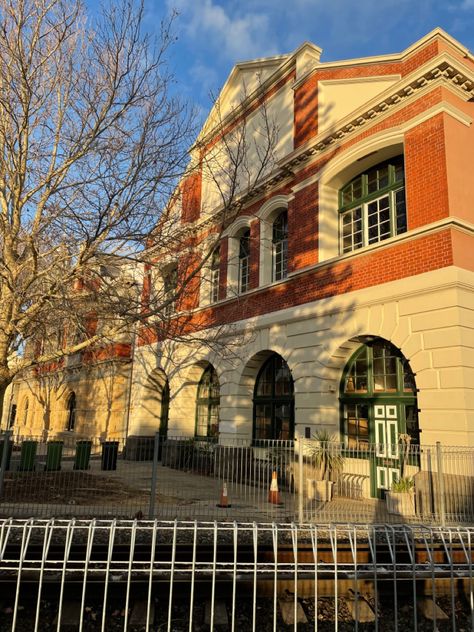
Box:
xmin=129 ymin=266 xmax=474 ymax=446
xmin=200 ymin=83 xmax=294 ymax=216
xmin=317 ymin=76 xmax=400 ymax=135
xmin=6 ymin=361 xmax=132 ymax=440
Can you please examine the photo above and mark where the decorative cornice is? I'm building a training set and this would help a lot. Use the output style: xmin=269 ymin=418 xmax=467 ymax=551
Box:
xmin=146 ymin=53 xmax=474 ymax=253
xmin=283 ymin=54 xmax=474 ymax=173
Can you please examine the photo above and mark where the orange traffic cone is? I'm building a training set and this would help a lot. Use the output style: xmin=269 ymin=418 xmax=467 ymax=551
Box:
xmin=268 ymin=471 xmax=282 ymax=505
xmin=217 ymin=482 xmax=231 ymax=508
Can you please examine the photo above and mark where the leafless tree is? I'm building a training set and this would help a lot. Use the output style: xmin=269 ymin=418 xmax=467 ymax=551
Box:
xmin=0 ymin=0 xmax=280 ymax=421
xmin=0 ymin=0 xmax=194 ymax=414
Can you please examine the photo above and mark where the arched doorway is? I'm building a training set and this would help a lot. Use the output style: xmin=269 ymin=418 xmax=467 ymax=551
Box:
xmin=195 ymin=365 xmax=220 ymax=438
xmin=253 ymin=354 xmax=294 ymax=441
xmin=340 ymin=338 xmax=419 ymax=497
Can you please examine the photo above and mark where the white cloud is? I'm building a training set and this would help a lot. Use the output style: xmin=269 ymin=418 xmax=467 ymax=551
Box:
xmin=166 ymin=0 xmax=278 ymax=62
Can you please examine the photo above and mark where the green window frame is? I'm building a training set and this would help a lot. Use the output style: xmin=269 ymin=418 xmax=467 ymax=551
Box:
xmin=195 ymin=366 xmax=220 ymax=438
xmin=340 ymin=340 xmax=418 ymax=449
xmin=339 ymin=156 xmax=406 ymax=254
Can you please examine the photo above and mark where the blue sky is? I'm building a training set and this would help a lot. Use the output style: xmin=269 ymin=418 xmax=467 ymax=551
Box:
xmin=142 ymin=0 xmax=474 ymax=113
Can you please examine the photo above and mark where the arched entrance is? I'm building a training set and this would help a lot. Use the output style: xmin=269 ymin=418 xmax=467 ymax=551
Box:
xmin=340 ymin=338 xmax=419 ymax=497
xmin=195 ymin=365 xmax=220 ymax=438
xmin=253 ymin=354 xmax=294 ymax=441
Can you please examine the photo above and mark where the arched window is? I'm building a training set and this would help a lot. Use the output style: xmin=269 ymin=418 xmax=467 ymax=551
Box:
xmin=253 ymin=354 xmax=294 ymax=441
xmin=23 ymin=398 xmax=29 ymax=427
xmin=238 ymin=229 xmax=250 ymax=293
xmin=339 ymin=156 xmax=406 ymax=254
xmin=195 ymin=366 xmax=220 ymax=438
xmin=66 ymin=392 xmax=76 ymax=432
xmin=340 ymin=338 xmax=418 ymax=495
xmin=272 ymin=211 xmax=288 ymax=281
xmin=209 ymin=247 xmax=220 ymax=303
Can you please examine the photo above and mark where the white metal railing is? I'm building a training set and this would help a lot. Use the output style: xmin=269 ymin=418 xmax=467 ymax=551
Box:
xmin=0 ymin=519 xmax=473 ymax=631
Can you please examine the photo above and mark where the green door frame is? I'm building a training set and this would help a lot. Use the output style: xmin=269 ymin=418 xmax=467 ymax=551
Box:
xmin=339 ymin=340 xmax=419 ymax=499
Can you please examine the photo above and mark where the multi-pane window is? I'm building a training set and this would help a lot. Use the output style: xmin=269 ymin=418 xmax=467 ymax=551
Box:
xmin=339 ymin=157 xmax=406 ymax=254
xmin=344 ymin=403 xmax=369 ymax=450
xmin=253 ymin=354 xmax=294 ymax=441
xmin=343 ymin=341 xmax=416 ymax=398
xmin=373 ymin=344 xmax=398 ymax=392
xmin=195 ymin=366 xmax=220 ymax=438
xmin=238 ymin=230 xmax=250 ymax=294
xmin=209 ymin=247 xmax=220 ymax=303
xmin=163 ymin=266 xmax=178 ymax=317
xmin=272 ymin=211 xmax=288 ymax=281
xmin=340 ymin=340 xmax=418 ymax=447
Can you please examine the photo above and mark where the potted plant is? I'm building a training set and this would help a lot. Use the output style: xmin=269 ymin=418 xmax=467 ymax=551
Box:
xmin=386 ymin=476 xmax=416 ymax=516
xmin=307 ymin=430 xmax=345 ymax=502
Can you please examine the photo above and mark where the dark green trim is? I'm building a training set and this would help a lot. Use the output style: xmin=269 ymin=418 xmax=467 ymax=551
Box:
xmin=339 ymin=157 xmax=404 ymax=213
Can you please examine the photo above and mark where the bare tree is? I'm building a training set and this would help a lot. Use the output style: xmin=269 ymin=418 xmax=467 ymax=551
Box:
xmin=0 ymin=0 xmax=194 ymax=415
xmin=0 ymin=0 xmax=281 ymax=424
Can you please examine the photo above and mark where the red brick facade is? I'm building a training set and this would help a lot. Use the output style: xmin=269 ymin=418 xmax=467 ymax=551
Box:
xmin=141 ymin=31 xmax=474 ymax=348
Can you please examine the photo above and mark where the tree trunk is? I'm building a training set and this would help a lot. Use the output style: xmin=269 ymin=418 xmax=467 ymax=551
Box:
xmin=0 ymin=378 xmax=11 ymax=430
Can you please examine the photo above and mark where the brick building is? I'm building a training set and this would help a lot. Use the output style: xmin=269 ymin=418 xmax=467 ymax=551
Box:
xmin=127 ymin=27 xmax=474 ymax=475
xmin=5 ymin=29 xmax=473 ymax=499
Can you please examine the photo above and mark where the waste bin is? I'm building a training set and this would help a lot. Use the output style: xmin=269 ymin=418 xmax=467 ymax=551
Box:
xmin=44 ymin=441 xmax=63 ymax=471
xmin=74 ymin=440 xmax=92 ymax=470
xmin=0 ymin=438 xmax=12 ymax=471
xmin=101 ymin=441 xmax=119 ymax=471
xmin=18 ymin=440 xmax=37 ymax=471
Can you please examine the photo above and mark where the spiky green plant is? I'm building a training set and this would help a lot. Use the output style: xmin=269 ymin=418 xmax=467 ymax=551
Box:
xmin=308 ymin=429 xmax=345 ymax=481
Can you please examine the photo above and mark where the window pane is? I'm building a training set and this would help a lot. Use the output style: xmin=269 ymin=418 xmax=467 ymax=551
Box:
xmin=339 ymin=157 xmax=404 ymax=252
xmin=256 ymin=362 xmax=273 ymax=396
xmin=255 ymin=404 xmax=272 ymax=440
xmin=341 ymin=207 xmax=363 ymax=253
xmin=239 ymin=255 xmax=249 ymax=293
xmin=405 ymin=405 xmax=420 ymax=444
xmin=378 ymin=166 xmax=389 ymax=189
xmin=395 ymin=188 xmax=407 ymax=234
xmin=345 ymin=403 xmax=369 ymax=450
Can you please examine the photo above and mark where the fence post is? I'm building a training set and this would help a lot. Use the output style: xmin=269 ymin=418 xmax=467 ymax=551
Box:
xmin=297 ymin=432 xmax=304 ymax=523
xmin=436 ymin=441 xmax=446 ymax=526
xmin=0 ymin=430 xmax=12 ymax=498
xmin=148 ymin=432 xmax=160 ymax=519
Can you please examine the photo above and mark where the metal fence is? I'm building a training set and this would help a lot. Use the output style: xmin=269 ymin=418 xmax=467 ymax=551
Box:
xmin=0 ymin=519 xmax=473 ymax=631
xmin=1 ymin=431 xmax=474 ymax=525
